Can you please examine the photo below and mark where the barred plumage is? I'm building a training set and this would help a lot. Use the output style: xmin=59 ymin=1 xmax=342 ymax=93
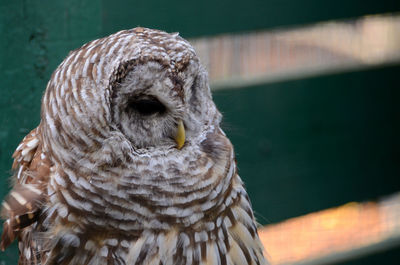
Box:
xmin=1 ymin=27 xmax=268 ymax=265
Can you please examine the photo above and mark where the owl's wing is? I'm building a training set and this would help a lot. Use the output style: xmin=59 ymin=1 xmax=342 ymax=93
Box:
xmin=0 ymin=128 xmax=50 ymax=250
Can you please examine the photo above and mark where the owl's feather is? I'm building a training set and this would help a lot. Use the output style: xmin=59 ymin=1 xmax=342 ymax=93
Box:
xmin=1 ymin=128 xmax=50 ymax=263
xmin=1 ymin=27 xmax=268 ymax=265
xmin=0 ymin=184 xmax=44 ymax=250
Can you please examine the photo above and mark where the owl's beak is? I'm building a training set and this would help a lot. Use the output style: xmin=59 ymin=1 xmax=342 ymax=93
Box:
xmin=175 ymin=120 xmax=185 ymax=149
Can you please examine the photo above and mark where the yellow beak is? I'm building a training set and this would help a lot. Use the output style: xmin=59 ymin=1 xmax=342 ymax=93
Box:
xmin=175 ymin=120 xmax=185 ymax=149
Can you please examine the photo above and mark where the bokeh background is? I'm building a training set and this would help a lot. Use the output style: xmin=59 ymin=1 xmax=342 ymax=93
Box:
xmin=1 ymin=0 xmax=399 ymax=264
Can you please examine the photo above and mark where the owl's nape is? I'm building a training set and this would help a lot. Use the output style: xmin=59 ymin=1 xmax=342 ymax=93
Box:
xmin=0 ymin=27 xmax=268 ymax=265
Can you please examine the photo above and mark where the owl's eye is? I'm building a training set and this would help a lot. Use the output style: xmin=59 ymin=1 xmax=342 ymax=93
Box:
xmin=128 ymin=96 xmax=167 ymax=116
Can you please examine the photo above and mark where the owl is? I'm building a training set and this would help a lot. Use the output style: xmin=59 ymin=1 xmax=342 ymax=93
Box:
xmin=0 ymin=27 xmax=267 ymax=265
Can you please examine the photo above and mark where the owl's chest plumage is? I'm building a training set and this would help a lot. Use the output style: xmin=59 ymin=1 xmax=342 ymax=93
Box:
xmin=20 ymin=161 xmax=265 ymax=265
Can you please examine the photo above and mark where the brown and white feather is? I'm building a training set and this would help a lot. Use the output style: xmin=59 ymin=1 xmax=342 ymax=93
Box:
xmin=1 ymin=27 xmax=268 ymax=265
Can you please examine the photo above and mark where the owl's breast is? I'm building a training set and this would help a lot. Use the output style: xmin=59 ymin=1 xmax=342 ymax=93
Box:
xmin=38 ymin=174 xmax=265 ymax=265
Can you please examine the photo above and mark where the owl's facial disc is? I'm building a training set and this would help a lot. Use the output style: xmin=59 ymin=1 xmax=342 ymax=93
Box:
xmin=111 ymin=62 xmax=188 ymax=150
xmin=127 ymin=96 xmax=186 ymax=149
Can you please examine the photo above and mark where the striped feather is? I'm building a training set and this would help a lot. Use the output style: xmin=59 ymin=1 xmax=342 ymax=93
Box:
xmin=0 ymin=184 xmax=45 ymax=250
xmin=1 ymin=28 xmax=268 ymax=265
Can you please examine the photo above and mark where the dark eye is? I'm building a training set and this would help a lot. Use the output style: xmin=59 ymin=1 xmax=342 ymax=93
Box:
xmin=128 ymin=96 xmax=167 ymax=116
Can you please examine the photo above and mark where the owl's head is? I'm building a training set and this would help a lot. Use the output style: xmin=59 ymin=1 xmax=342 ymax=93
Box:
xmin=110 ymin=51 xmax=218 ymax=150
xmin=41 ymin=28 xmax=222 ymax=163
xmin=108 ymin=29 xmax=221 ymax=150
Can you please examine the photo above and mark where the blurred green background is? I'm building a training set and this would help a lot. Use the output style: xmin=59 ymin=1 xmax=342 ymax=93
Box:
xmin=0 ymin=0 xmax=399 ymax=264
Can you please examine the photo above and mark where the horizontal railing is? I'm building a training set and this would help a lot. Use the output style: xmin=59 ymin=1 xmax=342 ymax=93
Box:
xmin=258 ymin=192 xmax=400 ymax=265
xmin=190 ymin=13 xmax=400 ymax=90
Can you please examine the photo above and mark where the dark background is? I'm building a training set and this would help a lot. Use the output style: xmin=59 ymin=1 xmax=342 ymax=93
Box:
xmin=0 ymin=0 xmax=399 ymax=263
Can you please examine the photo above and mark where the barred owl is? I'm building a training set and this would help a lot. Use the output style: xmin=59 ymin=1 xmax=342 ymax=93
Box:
xmin=1 ymin=27 xmax=267 ymax=265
